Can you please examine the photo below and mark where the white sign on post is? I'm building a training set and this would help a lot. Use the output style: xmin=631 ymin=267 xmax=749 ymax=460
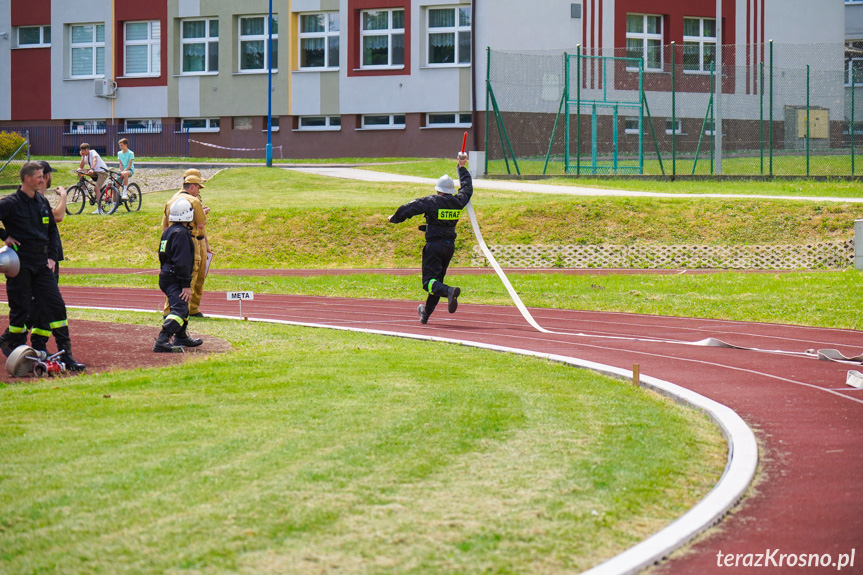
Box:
xmin=227 ymin=291 xmax=254 ymax=318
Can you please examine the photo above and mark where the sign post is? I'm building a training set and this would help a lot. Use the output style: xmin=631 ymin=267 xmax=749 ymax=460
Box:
xmin=227 ymin=291 xmax=254 ymax=319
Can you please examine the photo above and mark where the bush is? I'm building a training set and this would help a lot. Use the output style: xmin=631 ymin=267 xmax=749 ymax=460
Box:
xmin=0 ymin=131 xmax=26 ymax=160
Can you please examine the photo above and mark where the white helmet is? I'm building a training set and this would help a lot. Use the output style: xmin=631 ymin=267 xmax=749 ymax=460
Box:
xmin=434 ymin=174 xmax=456 ymax=195
xmin=169 ymin=198 xmax=194 ymax=222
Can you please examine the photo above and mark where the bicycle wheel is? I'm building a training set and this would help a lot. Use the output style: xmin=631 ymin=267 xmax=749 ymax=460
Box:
xmin=98 ymin=184 xmax=120 ymax=215
xmin=124 ymin=183 xmax=142 ymax=212
xmin=65 ymin=184 xmax=87 ymax=215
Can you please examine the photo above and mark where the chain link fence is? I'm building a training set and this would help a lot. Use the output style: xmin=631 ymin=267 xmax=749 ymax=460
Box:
xmin=485 ymin=42 xmax=861 ymax=177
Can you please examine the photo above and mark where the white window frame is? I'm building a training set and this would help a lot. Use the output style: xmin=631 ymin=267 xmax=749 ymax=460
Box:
xmin=682 ymin=17 xmax=716 ymax=74
xmin=262 ymin=116 xmax=280 ymax=132
xmin=239 ymin=15 xmax=278 ymax=73
xmin=16 ymin=25 xmax=51 ymax=48
xmin=122 ymin=119 xmax=162 ymax=133
xmin=179 ymin=118 xmax=221 ymax=133
xmin=426 ymin=113 xmax=471 ymax=128
xmin=70 ymin=23 xmax=105 ymax=78
xmin=624 ymin=116 xmax=642 ymax=135
xmin=360 ymin=9 xmax=405 ymax=69
xmin=297 ymin=116 xmax=341 ymax=131
xmin=426 ymin=6 xmax=471 ymax=67
xmin=665 ymin=118 xmax=684 ymax=135
xmin=69 ymin=120 xmax=106 ymax=134
xmin=298 ymin=12 xmax=340 ymax=70
xmin=846 ymin=58 xmax=863 ymax=86
xmin=626 ymin=14 xmax=663 ymax=72
xmin=124 ymin=20 xmax=161 ymax=77
xmin=360 ymin=114 xmax=406 ymax=130
xmin=181 ymin=18 xmax=219 ymax=75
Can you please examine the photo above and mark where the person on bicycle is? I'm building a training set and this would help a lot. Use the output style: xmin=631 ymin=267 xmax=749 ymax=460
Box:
xmin=117 ymin=138 xmax=134 ymax=200
xmin=78 ymin=142 xmax=109 ymax=214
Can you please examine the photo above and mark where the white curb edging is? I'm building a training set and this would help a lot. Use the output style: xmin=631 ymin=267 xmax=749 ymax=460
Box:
xmin=73 ymin=306 xmax=759 ymax=574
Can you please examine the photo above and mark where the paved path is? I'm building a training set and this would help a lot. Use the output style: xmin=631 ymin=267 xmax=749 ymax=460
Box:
xmin=25 ymin=282 xmax=863 ymax=574
xmin=286 ymin=166 xmax=863 ymax=203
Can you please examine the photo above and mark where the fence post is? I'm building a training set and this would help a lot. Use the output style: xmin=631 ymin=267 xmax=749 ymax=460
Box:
xmin=852 ymin=68 xmax=856 ymax=176
xmin=576 ymin=45 xmax=582 ymax=176
xmin=806 ymin=64 xmax=810 ymax=177
xmin=760 ymin=61 xmax=764 ymax=175
xmin=671 ymin=42 xmax=676 ymax=178
xmin=856 ymin=220 xmax=863 ymax=270
xmin=485 ymin=46 xmax=491 ymax=176
xmin=769 ymin=40 xmax=774 ymax=176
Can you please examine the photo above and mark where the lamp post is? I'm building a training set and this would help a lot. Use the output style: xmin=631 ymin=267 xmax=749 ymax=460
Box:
xmin=266 ymin=0 xmax=273 ymax=167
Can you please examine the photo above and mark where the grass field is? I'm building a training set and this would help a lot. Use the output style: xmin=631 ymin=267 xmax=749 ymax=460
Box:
xmin=1 ymin=160 xmax=859 ymax=573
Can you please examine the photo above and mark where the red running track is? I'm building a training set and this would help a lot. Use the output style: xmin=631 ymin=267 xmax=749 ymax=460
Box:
xmin=14 ymin=284 xmax=863 ymax=573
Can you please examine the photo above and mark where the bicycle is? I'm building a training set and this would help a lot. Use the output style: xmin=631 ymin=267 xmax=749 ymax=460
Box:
xmin=65 ymin=170 xmax=114 ymax=215
xmin=98 ymin=169 xmax=142 ymax=215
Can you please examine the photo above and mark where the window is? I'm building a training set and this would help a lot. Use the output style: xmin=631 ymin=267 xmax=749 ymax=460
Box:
xmin=683 ymin=18 xmax=716 ymax=73
xmin=624 ymin=117 xmax=641 ymax=134
xmin=625 ymin=14 xmax=662 ymax=71
xmin=846 ymin=58 xmax=863 ymax=86
xmin=123 ymin=119 xmax=162 ymax=133
xmin=665 ymin=119 xmax=683 ymax=135
xmin=239 ymin=15 xmax=278 ymax=72
xmin=180 ymin=118 xmax=220 ymax=132
xmin=298 ymin=116 xmax=341 ymax=131
xmin=299 ymin=12 xmax=339 ymax=69
xmin=263 ymin=116 xmax=280 ymax=131
xmin=125 ymin=21 xmax=161 ymax=77
xmin=844 ymin=121 xmax=863 ymax=135
xmin=361 ymin=114 xmax=405 ymax=129
xmin=427 ymin=6 xmax=470 ymax=66
xmin=426 ymin=113 xmax=471 ymax=127
xmin=70 ymin=24 xmax=105 ymax=78
xmin=70 ymin=120 xmax=106 ymax=134
xmin=181 ymin=18 xmax=219 ymax=74
xmin=361 ymin=9 xmax=404 ymax=68
xmin=17 ymin=25 xmax=50 ymax=47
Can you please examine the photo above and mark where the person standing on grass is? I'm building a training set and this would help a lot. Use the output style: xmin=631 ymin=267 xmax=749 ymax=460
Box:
xmin=154 ymin=198 xmax=202 ymax=353
xmin=388 ymin=152 xmax=473 ymax=324
xmin=162 ymin=172 xmax=209 ymax=322
xmin=0 ymin=162 xmax=85 ymax=370
xmin=117 ymin=138 xmax=135 ymax=200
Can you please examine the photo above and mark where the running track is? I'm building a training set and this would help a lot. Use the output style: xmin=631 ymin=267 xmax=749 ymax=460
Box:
xmin=17 ymin=279 xmax=863 ymax=574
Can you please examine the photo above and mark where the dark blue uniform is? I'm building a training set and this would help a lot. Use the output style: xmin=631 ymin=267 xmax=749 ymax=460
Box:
xmin=0 ymin=188 xmax=75 ymax=360
xmin=389 ymin=166 xmax=473 ymax=320
xmin=155 ymin=222 xmax=199 ymax=351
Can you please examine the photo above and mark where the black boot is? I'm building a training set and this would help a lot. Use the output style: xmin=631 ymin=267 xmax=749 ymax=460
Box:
xmin=447 ymin=286 xmax=461 ymax=314
xmin=172 ymin=324 xmax=203 ymax=348
xmin=59 ymin=345 xmax=86 ymax=372
xmin=417 ymin=304 xmax=429 ymax=324
xmin=30 ymin=333 xmax=49 ymax=354
xmin=153 ymin=330 xmax=184 ymax=353
xmin=0 ymin=332 xmax=14 ymax=357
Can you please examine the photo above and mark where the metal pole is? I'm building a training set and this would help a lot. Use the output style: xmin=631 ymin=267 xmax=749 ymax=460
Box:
xmin=760 ymin=61 xmax=764 ymax=175
xmin=715 ymin=0 xmax=723 ymax=174
xmin=856 ymin=219 xmax=863 ymax=270
xmin=806 ymin=64 xmax=810 ymax=177
xmin=853 ymin=68 xmax=856 ymax=176
xmin=266 ymin=0 xmax=274 ymax=167
xmin=769 ymin=40 xmax=773 ymax=176
xmin=671 ymin=41 xmax=676 ymax=177
xmin=577 ymin=46 xmax=582 ymax=176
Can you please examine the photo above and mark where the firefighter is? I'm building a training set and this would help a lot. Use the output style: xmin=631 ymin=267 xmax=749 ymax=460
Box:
xmin=154 ymin=198 xmax=203 ymax=353
xmin=388 ymin=152 xmax=473 ymax=324
xmin=0 ymin=162 xmax=84 ymax=370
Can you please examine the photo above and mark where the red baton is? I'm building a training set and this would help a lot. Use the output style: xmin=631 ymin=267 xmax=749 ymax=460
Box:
xmin=461 ymin=132 xmax=467 ymax=154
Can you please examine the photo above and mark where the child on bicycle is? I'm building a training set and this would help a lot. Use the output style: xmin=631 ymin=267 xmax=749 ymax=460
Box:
xmin=117 ymin=138 xmax=134 ymax=200
xmin=78 ymin=143 xmax=109 ymax=214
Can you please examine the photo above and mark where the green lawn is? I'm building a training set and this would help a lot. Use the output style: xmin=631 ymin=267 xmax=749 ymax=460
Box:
xmin=0 ymin=312 xmax=725 ymax=574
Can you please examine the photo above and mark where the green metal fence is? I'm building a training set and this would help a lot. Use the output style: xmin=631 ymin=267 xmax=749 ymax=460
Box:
xmin=485 ymin=42 xmax=861 ymax=177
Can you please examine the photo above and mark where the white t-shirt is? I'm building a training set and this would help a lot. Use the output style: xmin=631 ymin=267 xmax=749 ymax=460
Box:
xmin=85 ymin=149 xmax=109 ymax=173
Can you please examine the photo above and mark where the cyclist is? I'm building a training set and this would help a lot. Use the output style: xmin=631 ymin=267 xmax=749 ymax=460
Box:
xmin=78 ymin=142 xmax=109 ymax=213
xmin=117 ymin=138 xmax=134 ymax=200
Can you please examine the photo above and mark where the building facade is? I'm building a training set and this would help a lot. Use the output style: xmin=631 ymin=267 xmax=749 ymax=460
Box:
xmin=0 ymin=0 xmax=847 ymax=159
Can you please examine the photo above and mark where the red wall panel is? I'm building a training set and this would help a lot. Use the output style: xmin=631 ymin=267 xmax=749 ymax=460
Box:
xmin=347 ymin=0 xmax=411 ymax=77
xmin=114 ymin=0 xmax=168 ymax=87
xmin=11 ymin=48 xmax=52 ymax=120
xmin=11 ymin=0 xmax=50 ymax=26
